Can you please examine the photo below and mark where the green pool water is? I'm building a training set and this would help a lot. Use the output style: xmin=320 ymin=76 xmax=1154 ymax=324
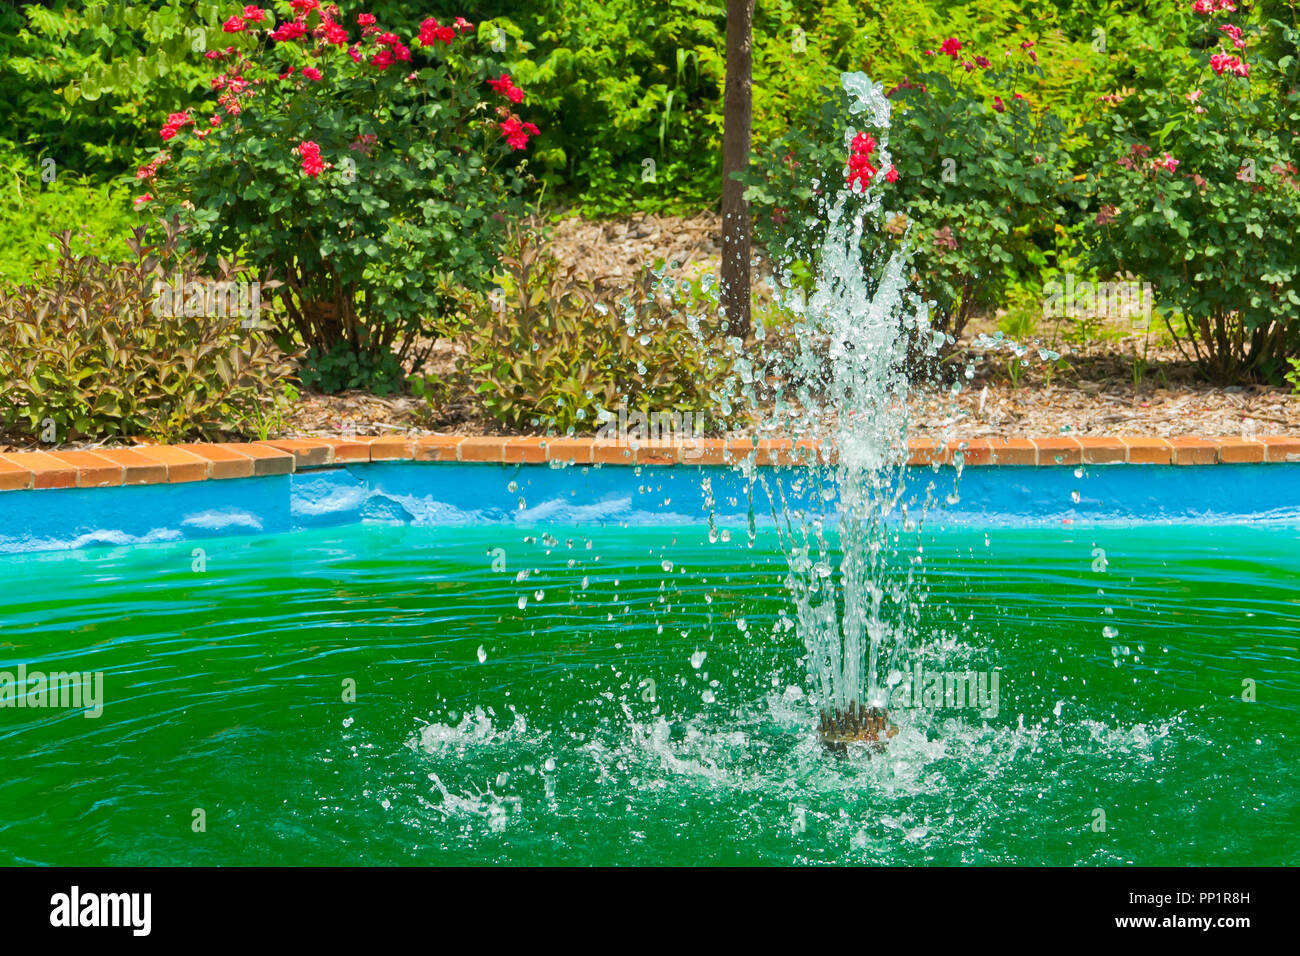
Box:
xmin=0 ymin=521 xmax=1296 ymax=866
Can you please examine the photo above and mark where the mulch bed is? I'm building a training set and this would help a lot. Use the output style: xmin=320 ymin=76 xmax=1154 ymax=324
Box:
xmin=278 ymin=213 xmax=1296 ymax=442
xmin=3 ymin=212 xmax=1296 ymax=452
xmin=278 ymin=346 xmax=1298 ymax=443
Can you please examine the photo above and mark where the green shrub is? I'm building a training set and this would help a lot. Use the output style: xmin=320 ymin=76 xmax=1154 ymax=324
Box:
xmin=998 ymin=284 xmax=1041 ymax=342
xmin=299 ymin=341 xmax=405 ymax=396
xmin=0 ymin=227 xmax=294 ymax=444
xmin=465 ymin=1 xmax=726 ymax=215
xmin=0 ymin=143 xmax=136 ymax=288
xmin=2 ymin=2 xmax=228 ymax=176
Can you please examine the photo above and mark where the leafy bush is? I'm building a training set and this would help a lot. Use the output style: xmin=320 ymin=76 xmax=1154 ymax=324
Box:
xmin=1084 ymin=3 xmax=1300 ymax=383
xmin=482 ymin=0 xmax=724 ymax=214
xmin=459 ymin=228 xmax=725 ymax=433
xmin=143 ymin=3 xmax=534 ymax=368
xmin=1256 ymin=0 xmax=1300 ymax=98
xmin=998 ymin=284 xmax=1041 ymax=342
xmin=742 ymin=43 xmax=1076 ymax=352
xmin=0 ymin=226 xmax=294 ymax=443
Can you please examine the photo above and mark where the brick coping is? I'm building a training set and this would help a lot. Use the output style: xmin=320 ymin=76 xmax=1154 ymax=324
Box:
xmin=0 ymin=435 xmax=1297 ymax=492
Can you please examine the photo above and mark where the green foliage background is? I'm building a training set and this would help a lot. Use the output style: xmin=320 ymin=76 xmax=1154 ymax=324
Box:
xmin=0 ymin=0 xmax=1175 ymax=221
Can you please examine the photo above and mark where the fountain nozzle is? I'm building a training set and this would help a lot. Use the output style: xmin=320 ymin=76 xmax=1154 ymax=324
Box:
xmin=818 ymin=702 xmax=897 ymax=755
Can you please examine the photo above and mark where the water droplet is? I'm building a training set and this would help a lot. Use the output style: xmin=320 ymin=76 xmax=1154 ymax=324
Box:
xmin=1103 ymin=625 xmax=1119 ymax=639
xmin=661 ymin=559 xmax=674 ymax=572
xmin=691 ymin=650 xmax=707 ymax=669
xmin=477 ymin=645 xmax=488 ymax=663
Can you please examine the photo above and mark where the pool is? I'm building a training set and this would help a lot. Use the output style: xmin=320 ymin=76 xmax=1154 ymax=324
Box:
xmin=1 ymin=456 xmax=1296 ymax=865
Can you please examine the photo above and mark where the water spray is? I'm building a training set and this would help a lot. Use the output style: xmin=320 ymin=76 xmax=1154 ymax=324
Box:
xmin=738 ymin=73 xmax=932 ymax=756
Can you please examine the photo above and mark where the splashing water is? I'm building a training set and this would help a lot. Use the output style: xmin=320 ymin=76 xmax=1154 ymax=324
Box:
xmin=736 ymin=73 xmax=941 ymax=740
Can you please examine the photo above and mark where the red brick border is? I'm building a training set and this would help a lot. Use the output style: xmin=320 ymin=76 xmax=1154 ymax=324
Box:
xmin=0 ymin=435 xmax=1294 ymax=491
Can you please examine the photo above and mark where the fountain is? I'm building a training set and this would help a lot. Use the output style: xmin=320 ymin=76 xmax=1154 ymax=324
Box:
xmin=732 ymin=73 xmax=939 ymax=754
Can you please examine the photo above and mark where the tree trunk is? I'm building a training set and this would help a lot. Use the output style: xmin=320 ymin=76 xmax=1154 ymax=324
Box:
xmin=720 ymin=0 xmax=754 ymax=340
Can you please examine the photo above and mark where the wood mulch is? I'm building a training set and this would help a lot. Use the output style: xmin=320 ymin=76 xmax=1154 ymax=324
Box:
xmin=279 ymin=212 xmax=1297 ymax=442
xmin=279 ymin=344 xmax=1298 ymax=443
xmin=2 ymin=212 xmax=1296 ymax=451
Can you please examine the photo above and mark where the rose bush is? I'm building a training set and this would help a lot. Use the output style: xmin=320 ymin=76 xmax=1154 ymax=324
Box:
xmin=1084 ymin=0 xmax=1300 ymax=382
xmin=740 ymin=39 xmax=1076 ymax=363
xmin=138 ymin=2 xmax=537 ymax=386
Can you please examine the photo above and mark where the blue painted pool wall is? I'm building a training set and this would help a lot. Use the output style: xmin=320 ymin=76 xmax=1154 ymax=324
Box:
xmin=0 ymin=462 xmax=1295 ymax=553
